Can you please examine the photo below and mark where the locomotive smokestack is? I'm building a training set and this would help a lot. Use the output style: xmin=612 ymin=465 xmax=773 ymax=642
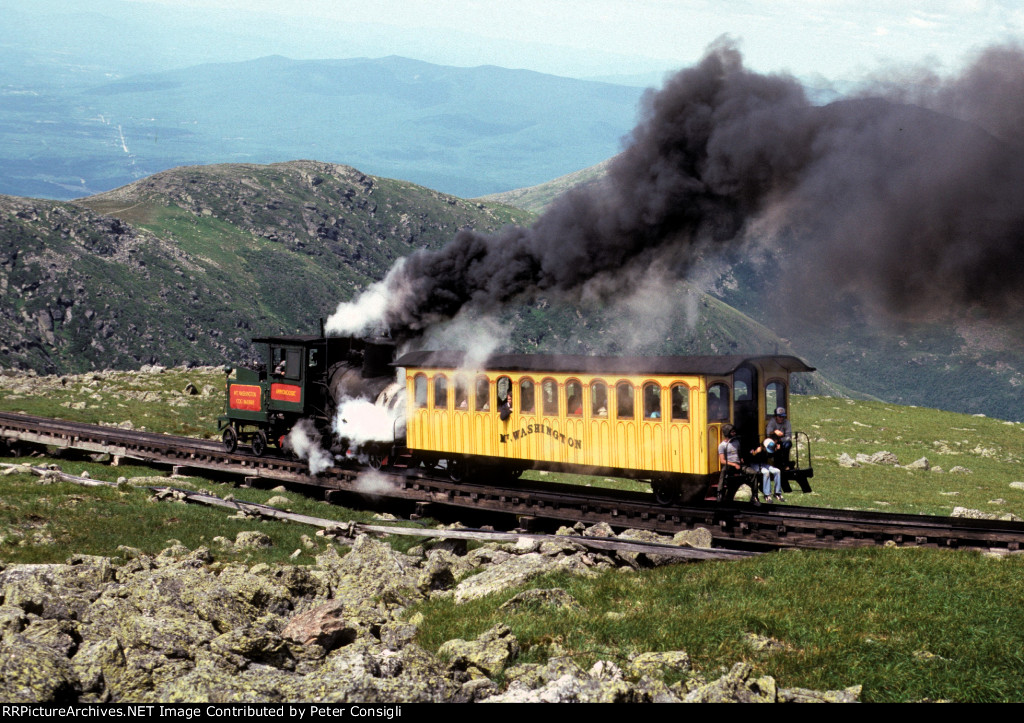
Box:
xmin=328 ymin=38 xmax=1024 ymax=338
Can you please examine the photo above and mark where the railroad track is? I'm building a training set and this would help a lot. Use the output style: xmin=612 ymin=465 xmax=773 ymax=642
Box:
xmin=3 ymin=410 xmax=1023 ymax=553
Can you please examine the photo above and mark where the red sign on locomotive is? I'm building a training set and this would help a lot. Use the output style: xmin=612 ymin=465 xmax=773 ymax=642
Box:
xmin=270 ymin=383 xmax=302 ymax=404
xmin=229 ymin=384 xmax=262 ymax=412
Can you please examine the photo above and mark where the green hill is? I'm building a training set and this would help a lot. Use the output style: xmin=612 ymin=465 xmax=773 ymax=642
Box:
xmin=475 ymin=158 xmax=613 ymax=214
xmin=0 ymin=160 xmax=530 ymax=373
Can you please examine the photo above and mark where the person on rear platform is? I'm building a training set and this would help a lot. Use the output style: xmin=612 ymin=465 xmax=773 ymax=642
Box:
xmin=752 ymin=437 xmax=784 ymax=502
xmin=767 ymin=407 xmax=793 ymax=469
xmin=718 ymin=424 xmax=759 ymax=502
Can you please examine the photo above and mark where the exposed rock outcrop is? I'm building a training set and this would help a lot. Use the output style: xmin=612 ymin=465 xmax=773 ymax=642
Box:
xmin=0 ymin=528 xmax=859 ymax=703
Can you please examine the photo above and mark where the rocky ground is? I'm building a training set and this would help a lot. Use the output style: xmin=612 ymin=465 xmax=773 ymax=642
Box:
xmin=0 ymin=522 xmax=861 ymax=703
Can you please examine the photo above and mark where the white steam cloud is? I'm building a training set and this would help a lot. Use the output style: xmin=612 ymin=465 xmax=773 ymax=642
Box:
xmin=353 ymin=469 xmax=398 ymax=497
xmin=285 ymin=419 xmax=334 ymax=475
xmin=332 ymin=381 xmax=406 ymax=453
xmin=420 ymin=312 xmax=509 ymax=373
xmin=325 ymin=259 xmax=410 ymax=336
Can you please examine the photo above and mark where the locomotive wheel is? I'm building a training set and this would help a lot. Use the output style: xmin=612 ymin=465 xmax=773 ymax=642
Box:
xmin=368 ymin=454 xmax=387 ymax=470
xmin=652 ymin=480 xmax=678 ymax=506
xmin=447 ymin=458 xmax=467 ymax=482
xmin=252 ymin=430 xmax=268 ymax=457
xmin=222 ymin=426 xmax=238 ymax=454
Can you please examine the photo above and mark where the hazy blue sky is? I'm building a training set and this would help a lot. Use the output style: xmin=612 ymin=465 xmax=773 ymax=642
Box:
xmin=124 ymin=0 xmax=1024 ymax=82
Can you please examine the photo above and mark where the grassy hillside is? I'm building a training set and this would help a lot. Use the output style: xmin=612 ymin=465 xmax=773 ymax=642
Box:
xmin=0 ymin=160 xmax=531 ymax=373
xmin=1 ymin=159 xmax=839 ymax=399
xmin=475 ymin=158 xmax=613 ymax=214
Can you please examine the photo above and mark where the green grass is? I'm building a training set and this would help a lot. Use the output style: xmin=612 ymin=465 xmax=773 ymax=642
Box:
xmin=792 ymin=395 xmax=1024 ymax=519
xmin=0 ymin=367 xmax=226 ymax=439
xmin=0 ymin=450 xmax=434 ymax=566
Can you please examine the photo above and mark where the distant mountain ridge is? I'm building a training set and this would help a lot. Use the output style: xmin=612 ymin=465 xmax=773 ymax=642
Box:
xmin=0 ymin=54 xmax=644 ymax=201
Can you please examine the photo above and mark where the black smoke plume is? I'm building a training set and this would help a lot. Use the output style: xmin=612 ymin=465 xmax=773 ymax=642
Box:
xmin=328 ymin=38 xmax=1024 ymax=338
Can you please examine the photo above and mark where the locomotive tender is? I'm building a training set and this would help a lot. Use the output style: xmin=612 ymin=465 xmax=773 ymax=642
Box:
xmin=221 ymin=333 xmax=814 ymax=504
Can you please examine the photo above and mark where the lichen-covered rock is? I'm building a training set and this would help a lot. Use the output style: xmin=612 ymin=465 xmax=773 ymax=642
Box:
xmin=0 ymin=558 xmax=113 ymax=621
xmin=582 ymin=522 xmax=615 ymax=538
xmin=380 ymin=621 xmax=418 ymax=650
xmin=951 ymin=506 xmax=1022 ymax=522
xmin=281 ymin=600 xmax=359 ymax=651
xmin=0 ymin=632 xmax=81 ymax=702
xmin=299 ymin=641 xmax=461 ymax=703
xmin=778 ymin=684 xmax=863 ymax=703
xmin=671 ymin=527 xmax=713 ymax=549
xmin=210 ymin=625 xmax=297 ymax=669
xmin=416 ymin=551 xmax=459 ymax=593
xmin=484 ymin=659 xmax=679 ymax=703
xmin=743 ymin=632 xmax=792 ymax=653
xmin=72 ymin=637 xmax=128 ymax=702
xmin=684 ymin=662 xmax=777 ymax=702
xmin=315 ymin=535 xmax=421 ymax=611
xmin=838 ymin=453 xmax=861 ymax=468
xmin=868 ymin=451 xmax=900 ymax=466
xmin=0 ymin=526 xmax=862 ymax=704
xmin=438 ymin=624 xmax=519 ymax=678
xmin=21 ymin=617 xmax=78 ymax=657
xmin=616 ymin=528 xmax=678 ymax=566
xmin=625 ymin=650 xmax=692 ymax=678
xmin=499 ymin=588 xmax=582 ymax=613
xmin=453 ymin=553 xmax=565 ymax=604
xmin=234 ymin=531 xmax=273 ymax=549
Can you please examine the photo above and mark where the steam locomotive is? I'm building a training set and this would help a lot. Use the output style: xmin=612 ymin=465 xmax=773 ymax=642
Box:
xmin=219 ymin=333 xmax=814 ymax=504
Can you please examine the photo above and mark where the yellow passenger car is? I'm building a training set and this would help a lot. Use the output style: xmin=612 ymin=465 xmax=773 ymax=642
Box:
xmin=393 ymin=351 xmax=814 ymax=504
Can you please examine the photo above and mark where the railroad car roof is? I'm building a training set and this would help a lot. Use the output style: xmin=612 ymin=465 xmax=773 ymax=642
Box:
xmin=251 ymin=335 xmax=327 ymax=344
xmin=392 ymin=351 xmax=815 ymax=376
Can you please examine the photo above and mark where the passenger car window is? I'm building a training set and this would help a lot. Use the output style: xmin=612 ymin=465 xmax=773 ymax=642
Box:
xmin=671 ymin=384 xmax=689 ymax=421
xmin=766 ymin=381 xmax=786 ymax=416
xmin=433 ymin=374 xmax=448 ymax=409
xmin=475 ymin=376 xmax=490 ymax=411
xmin=497 ymin=376 xmax=512 ymax=403
xmin=566 ymin=380 xmax=583 ymax=416
xmin=591 ymin=381 xmax=608 ymax=417
xmin=520 ymin=378 xmax=536 ymax=414
xmin=454 ymin=375 xmax=469 ymax=410
xmin=708 ymin=383 xmax=729 ymax=422
xmin=643 ymin=383 xmax=662 ymax=419
xmin=414 ymin=374 xmax=428 ymax=409
xmin=616 ymin=382 xmax=635 ymax=420
xmin=542 ymin=379 xmax=559 ymax=416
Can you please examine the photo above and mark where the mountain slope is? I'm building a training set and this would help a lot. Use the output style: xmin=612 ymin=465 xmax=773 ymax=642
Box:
xmin=0 ymin=160 xmax=531 ymax=373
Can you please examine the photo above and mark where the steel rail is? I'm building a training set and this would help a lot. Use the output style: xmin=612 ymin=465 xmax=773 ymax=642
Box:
xmin=2 ymin=410 xmax=1022 ymax=553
